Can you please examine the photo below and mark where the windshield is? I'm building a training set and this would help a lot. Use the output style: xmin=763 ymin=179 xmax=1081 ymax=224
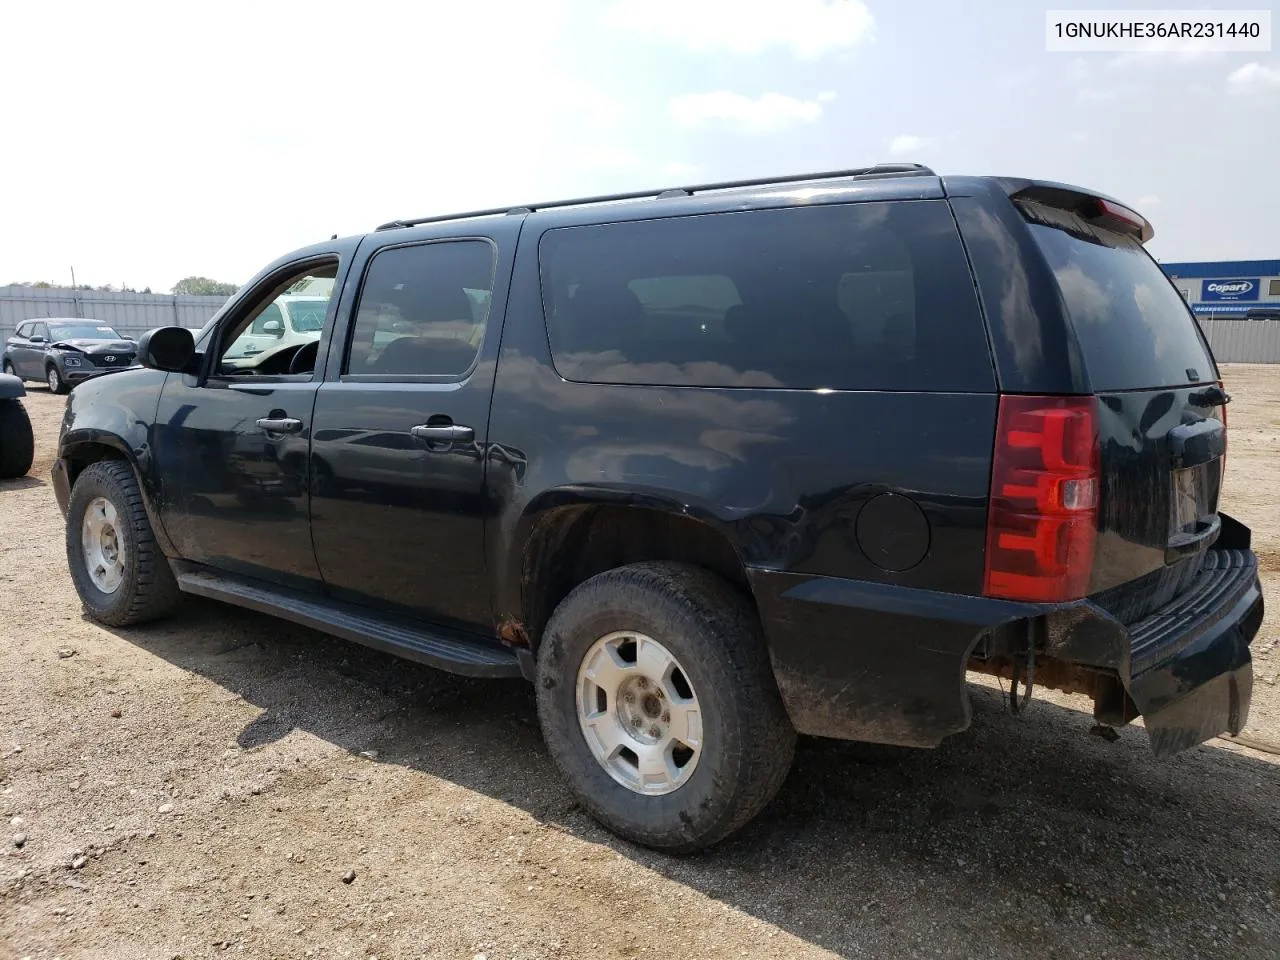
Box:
xmin=1023 ymin=206 xmax=1216 ymax=390
xmin=48 ymin=322 xmax=123 ymax=340
xmin=285 ymin=300 xmax=328 ymax=332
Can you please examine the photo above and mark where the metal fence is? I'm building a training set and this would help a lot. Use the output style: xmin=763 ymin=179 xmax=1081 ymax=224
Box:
xmin=1199 ymin=319 xmax=1280 ymax=364
xmin=3 ymin=284 xmax=1277 ymax=363
xmin=0 ymin=285 xmax=229 ymax=341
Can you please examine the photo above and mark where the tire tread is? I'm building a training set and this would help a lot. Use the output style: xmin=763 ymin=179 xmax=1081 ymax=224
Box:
xmin=537 ymin=561 xmax=795 ymax=853
xmin=0 ymin=400 xmax=35 ymax=479
xmin=66 ymin=460 xmax=181 ymax=626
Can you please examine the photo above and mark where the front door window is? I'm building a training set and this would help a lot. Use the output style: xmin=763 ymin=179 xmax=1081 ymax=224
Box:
xmin=218 ymin=268 xmax=338 ymax=377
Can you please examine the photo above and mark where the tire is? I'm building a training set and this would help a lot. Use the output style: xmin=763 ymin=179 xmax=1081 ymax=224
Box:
xmin=0 ymin=400 xmax=35 ymax=479
xmin=536 ymin=562 xmax=795 ymax=853
xmin=66 ymin=460 xmax=181 ymax=626
xmin=46 ymin=365 xmax=69 ymax=395
xmin=1 ymin=360 xmax=17 ymax=379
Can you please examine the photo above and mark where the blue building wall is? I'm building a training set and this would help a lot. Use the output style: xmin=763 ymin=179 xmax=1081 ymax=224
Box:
xmin=1160 ymin=260 xmax=1280 ymax=318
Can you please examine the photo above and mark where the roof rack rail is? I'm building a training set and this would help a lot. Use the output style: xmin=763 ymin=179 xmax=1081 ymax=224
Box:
xmin=374 ymin=163 xmax=936 ymax=231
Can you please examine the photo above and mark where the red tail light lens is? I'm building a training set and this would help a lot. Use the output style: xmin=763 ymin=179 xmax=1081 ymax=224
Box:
xmin=984 ymin=395 xmax=1100 ymax=603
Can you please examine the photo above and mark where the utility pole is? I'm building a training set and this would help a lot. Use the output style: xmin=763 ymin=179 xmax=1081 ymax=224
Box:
xmin=70 ymin=266 xmax=76 ymax=289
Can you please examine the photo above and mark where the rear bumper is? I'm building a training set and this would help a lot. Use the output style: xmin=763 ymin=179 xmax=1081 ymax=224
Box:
xmin=1124 ymin=549 xmax=1261 ymax=756
xmin=748 ymin=547 xmax=1261 ymax=754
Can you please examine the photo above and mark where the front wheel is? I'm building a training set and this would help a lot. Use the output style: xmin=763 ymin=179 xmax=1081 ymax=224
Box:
xmin=66 ymin=460 xmax=181 ymax=626
xmin=536 ymin=562 xmax=795 ymax=853
xmin=2 ymin=360 xmax=17 ymax=379
xmin=0 ymin=400 xmax=35 ymax=479
xmin=46 ymin=365 xmax=69 ymax=395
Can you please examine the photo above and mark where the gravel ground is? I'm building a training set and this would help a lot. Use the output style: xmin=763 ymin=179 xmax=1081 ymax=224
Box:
xmin=1 ymin=365 xmax=1277 ymax=960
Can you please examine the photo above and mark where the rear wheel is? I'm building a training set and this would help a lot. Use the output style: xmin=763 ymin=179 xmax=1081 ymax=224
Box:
xmin=0 ymin=400 xmax=35 ymax=479
xmin=2 ymin=360 xmax=16 ymax=379
xmin=536 ymin=562 xmax=795 ymax=853
xmin=46 ymin=365 xmax=69 ymax=395
xmin=66 ymin=460 xmax=181 ymax=626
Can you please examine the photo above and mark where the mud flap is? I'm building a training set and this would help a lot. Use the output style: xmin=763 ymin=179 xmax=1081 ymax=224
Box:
xmin=1127 ymin=586 xmax=1260 ymax=757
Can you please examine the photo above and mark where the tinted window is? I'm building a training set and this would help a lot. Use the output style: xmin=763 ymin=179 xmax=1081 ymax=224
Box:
xmin=33 ymin=323 xmax=49 ymax=341
xmin=345 ymin=240 xmax=495 ymax=378
xmin=15 ymin=323 xmax=31 ymax=338
xmin=1022 ymin=204 xmax=1216 ymax=389
xmin=1270 ymin=279 xmax=1280 ymax=297
xmin=538 ymin=201 xmax=994 ymax=391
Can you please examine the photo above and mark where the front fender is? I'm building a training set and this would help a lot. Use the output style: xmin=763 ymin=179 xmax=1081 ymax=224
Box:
xmin=55 ymin=368 xmax=175 ymax=555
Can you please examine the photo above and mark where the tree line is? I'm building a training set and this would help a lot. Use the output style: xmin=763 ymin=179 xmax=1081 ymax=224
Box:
xmin=4 ymin=276 xmax=239 ymax=296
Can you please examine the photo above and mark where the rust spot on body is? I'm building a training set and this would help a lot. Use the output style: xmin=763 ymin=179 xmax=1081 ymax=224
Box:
xmin=496 ymin=616 xmax=531 ymax=649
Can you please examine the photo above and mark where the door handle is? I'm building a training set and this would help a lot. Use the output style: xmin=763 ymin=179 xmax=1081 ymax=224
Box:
xmin=411 ymin=423 xmax=474 ymax=443
xmin=256 ymin=417 xmax=304 ymax=434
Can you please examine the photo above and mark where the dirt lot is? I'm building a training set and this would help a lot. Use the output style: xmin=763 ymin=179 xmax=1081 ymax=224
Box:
xmin=2 ymin=365 xmax=1278 ymax=960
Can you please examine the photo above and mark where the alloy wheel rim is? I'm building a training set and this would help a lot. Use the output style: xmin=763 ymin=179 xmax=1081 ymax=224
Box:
xmin=48 ymin=368 xmax=59 ymax=391
xmin=575 ymin=631 xmax=703 ymax=796
xmin=81 ymin=496 xmax=126 ymax=594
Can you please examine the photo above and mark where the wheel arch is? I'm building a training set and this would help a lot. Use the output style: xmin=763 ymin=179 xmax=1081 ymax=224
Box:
xmin=60 ymin=433 xmax=178 ymax=558
xmin=500 ymin=487 xmax=755 ymax=652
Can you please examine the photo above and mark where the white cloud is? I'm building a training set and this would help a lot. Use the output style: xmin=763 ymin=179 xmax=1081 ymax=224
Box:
xmin=670 ymin=91 xmax=826 ymax=133
xmin=1228 ymin=62 xmax=1280 ymax=93
xmin=609 ymin=0 xmax=873 ymax=59
xmin=817 ymin=90 xmax=838 ymax=103
xmin=887 ymin=134 xmax=937 ymax=157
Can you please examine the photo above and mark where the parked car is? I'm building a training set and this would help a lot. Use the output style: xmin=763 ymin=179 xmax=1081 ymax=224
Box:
xmin=52 ymin=164 xmax=1263 ymax=853
xmin=219 ymin=293 xmax=330 ymax=370
xmin=2 ymin=318 xmax=137 ymax=394
xmin=0 ymin=372 xmax=34 ymax=479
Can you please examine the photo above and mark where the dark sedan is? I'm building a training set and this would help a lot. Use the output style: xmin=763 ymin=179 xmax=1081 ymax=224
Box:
xmin=2 ymin=318 xmax=137 ymax=394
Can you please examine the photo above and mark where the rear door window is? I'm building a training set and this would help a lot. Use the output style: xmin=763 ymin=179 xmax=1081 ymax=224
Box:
xmin=1021 ymin=203 xmax=1216 ymax=390
xmin=538 ymin=201 xmax=995 ymax=392
xmin=344 ymin=240 xmax=495 ymax=379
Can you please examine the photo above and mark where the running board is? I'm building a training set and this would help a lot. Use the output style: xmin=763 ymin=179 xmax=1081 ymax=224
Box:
xmin=173 ymin=566 xmax=522 ymax=679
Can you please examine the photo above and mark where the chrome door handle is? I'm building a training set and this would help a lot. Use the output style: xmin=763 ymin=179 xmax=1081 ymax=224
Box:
xmin=410 ymin=423 xmax=474 ymax=443
xmin=256 ymin=417 xmax=304 ymax=434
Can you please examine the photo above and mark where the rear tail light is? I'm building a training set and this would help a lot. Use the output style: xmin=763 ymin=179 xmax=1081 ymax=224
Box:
xmin=984 ymin=395 xmax=1100 ymax=603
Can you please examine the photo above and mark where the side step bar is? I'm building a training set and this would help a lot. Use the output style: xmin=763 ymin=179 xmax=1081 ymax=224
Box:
xmin=173 ymin=565 xmax=522 ymax=679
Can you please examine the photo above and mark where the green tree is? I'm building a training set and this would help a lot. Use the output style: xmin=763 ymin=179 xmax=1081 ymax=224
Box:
xmin=171 ymin=276 xmax=238 ymax=296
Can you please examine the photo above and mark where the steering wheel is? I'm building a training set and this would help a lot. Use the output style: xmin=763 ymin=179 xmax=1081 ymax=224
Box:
xmin=288 ymin=340 xmax=320 ymax=375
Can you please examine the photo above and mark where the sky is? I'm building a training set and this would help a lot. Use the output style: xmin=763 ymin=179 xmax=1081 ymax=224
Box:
xmin=1 ymin=0 xmax=1277 ymax=292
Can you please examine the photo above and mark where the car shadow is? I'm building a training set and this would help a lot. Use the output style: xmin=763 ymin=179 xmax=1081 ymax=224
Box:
xmin=101 ymin=599 xmax=1280 ymax=958
xmin=0 ymin=475 xmax=46 ymax=490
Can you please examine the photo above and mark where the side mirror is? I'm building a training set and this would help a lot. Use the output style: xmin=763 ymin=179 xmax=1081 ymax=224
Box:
xmin=29 ymin=335 xmax=47 ymax=344
xmin=123 ymin=335 xmax=136 ymax=342
xmin=262 ymin=319 xmax=284 ymax=337
xmin=137 ymin=326 xmax=196 ymax=373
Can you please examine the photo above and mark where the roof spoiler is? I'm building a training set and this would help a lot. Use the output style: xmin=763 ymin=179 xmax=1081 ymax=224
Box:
xmin=994 ymin=178 xmax=1155 ymax=244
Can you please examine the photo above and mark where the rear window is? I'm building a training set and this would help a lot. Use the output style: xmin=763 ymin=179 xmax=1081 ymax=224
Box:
xmin=538 ymin=201 xmax=995 ymax=392
xmin=1022 ymin=203 xmax=1216 ymax=390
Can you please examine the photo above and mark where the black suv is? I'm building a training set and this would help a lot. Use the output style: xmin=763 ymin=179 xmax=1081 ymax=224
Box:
xmin=3 ymin=318 xmax=137 ymax=394
xmin=52 ymin=164 xmax=1263 ymax=852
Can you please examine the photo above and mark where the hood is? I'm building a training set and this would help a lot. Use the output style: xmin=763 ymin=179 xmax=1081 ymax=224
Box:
xmin=50 ymin=339 xmax=136 ymax=354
